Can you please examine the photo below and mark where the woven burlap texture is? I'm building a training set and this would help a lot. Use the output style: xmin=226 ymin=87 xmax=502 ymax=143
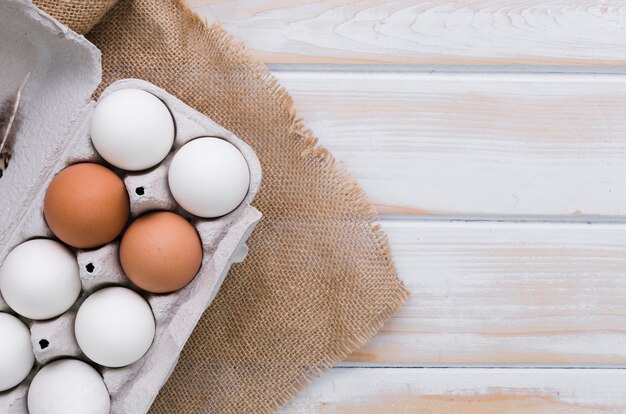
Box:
xmin=34 ymin=0 xmax=408 ymax=412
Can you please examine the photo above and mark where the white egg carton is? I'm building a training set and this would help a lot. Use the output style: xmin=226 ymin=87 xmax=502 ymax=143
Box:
xmin=0 ymin=1 xmax=262 ymax=413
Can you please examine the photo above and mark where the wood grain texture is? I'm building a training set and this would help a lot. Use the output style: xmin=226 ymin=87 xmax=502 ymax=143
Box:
xmin=188 ymin=0 xmax=626 ymax=66
xmin=186 ymin=1 xmax=626 ymax=407
xmin=345 ymin=220 xmax=626 ymax=365
xmin=280 ymin=368 xmax=626 ymax=413
xmin=274 ymin=71 xmax=626 ymax=219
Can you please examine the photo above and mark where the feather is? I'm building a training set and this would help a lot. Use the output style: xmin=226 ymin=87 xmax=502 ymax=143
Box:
xmin=0 ymin=72 xmax=30 ymax=178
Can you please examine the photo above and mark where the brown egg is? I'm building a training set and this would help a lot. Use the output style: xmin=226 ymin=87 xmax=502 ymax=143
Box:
xmin=44 ymin=163 xmax=130 ymax=249
xmin=119 ymin=211 xmax=203 ymax=293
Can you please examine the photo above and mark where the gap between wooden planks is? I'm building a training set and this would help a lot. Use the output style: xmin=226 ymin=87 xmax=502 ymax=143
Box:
xmin=188 ymin=0 xmax=626 ymax=67
xmin=273 ymin=71 xmax=626 ymax=220
xmin=186 ymin=0 xmax=626 ymax=408
xmin=346 ymin=220 xmax=626 ymax=366
xmin=279 ymin=368 xmax=626 ymax=413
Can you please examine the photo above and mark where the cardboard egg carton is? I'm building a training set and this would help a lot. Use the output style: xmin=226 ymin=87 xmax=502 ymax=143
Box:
xmin=0 ymin=1 xmax=262 ymax=413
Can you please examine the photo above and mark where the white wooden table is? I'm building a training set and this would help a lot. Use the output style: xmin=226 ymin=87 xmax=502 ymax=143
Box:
xmin=188 ymin=1 xmax=626 ymax=412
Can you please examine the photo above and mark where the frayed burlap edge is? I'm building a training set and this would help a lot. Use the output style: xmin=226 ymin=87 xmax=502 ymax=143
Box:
xmin=34 ymin=0 xmax=409 ymax=410
xmin=176 ymin=14 xmax=409 ymax=409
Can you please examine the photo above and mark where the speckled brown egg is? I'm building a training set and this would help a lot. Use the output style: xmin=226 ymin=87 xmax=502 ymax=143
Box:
xmin=44 ymin=163 xmax=130 ymax=249
xmin=119 ymin=211 xmax=203 ymax=293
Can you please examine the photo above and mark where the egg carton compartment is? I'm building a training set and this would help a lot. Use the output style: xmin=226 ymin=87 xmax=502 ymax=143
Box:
xmin=0 ymin=3 xmax=262 ymax=412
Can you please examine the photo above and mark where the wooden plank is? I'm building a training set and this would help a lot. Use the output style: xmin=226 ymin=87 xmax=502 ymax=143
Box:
xmin=280 ymin=368 xmax=626 ymax=413
xmin=346 ymin=220 xmax=626 ymax=365
xmin=273 ymin=71 xmax=626 ymax=219
xmin=188 ymin=0 xmax=626 ymax=67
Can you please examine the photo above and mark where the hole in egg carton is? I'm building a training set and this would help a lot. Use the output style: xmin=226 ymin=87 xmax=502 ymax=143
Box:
xmin=123 ymin=153 xmax=177 ymax=218
xmin=77 ymin=244 xmax=132 ymax=294
xmin=1 ymin=78 xmax=262 ymax=414
xmin=30 ymin=311 xmax=82 ymax=366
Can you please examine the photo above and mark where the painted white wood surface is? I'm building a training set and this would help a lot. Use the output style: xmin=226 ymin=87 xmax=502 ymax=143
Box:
xmin=184 ymin=1 xmax=626 ymax=410
xmin=280 ymin=368 xmax=626 ymax=413
xmin=189 ymin=0 xmax=626 ymax=67
xmin=274 ymin=71 xmax=626 ymax=219
xmin=347 ymin=220 xmax=626 ymax=365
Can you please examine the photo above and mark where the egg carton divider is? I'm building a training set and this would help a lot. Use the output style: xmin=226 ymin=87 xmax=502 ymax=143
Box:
xmin=0 ymin=76 xmax=262 ymax=413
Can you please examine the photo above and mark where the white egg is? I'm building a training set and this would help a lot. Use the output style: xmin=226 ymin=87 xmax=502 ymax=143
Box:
xmin=27 ymin=359 xmax=110 ymax=414
xmin=0 ymin=313 xmax=34 ymax=391
xmin=168 ymin=137 xmax=250 ymax=218
xmin=0 ymin=239 xmax=81 ymax=320
xmin=90 ymin=88 xmax=175 ymax=171
xmin=75 ymin=287 xmax=155 ymax=367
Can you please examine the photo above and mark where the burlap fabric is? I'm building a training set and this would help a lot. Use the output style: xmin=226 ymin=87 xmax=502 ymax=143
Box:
xmin=33 ymin=1 xmax=408 ymax=412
